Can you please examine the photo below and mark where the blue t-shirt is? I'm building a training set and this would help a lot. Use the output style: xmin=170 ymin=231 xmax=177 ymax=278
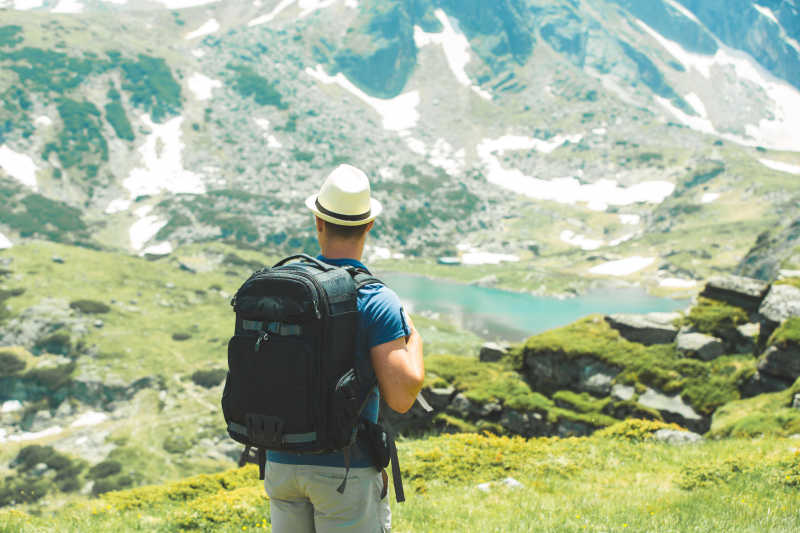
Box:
xmin=268 ymin=256 xmax=409 ymax=468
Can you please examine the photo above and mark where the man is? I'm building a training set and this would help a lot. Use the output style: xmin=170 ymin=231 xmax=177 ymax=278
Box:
xmin=264 ymin=164 xmax=425 ymax=533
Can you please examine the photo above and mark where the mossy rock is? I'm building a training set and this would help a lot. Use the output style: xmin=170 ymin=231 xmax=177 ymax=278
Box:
xmin=553 ymin=390 xmax=611 ymax=414
xmin=92 ymin=474 xmax=134 ymax=496
xmin=685 ymin=297 xmax=748 ymax=338
xmin=768 ymin=317 xmax=800 ymax=347
xmin=69 ymin=299 xmax=111 ymax=314
xmin=594 ymin=419 xmax=686 ymax=441
xmin=0 ymin=346 xmax=34 ymax=376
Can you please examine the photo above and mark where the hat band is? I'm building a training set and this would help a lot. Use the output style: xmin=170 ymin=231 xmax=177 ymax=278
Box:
xmin=315 ymin=198 xmax=371 ymax=222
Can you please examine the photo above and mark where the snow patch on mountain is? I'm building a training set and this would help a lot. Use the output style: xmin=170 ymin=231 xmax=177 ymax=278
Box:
xmin=254 ymin=118 xmax=283 ymax=148
xmin=13 ymin=0 xmax=43 ymax=9
xmin=561 ymin=230 xmax=604 ymax=251
xmin=619 ymin=214 xmax=641 ymax=225
xmin=71 ymin=411 xmax=108 ymax=428
xmin=477 ymin=136 xmax=675 ymax=210
xmin=187 ymin=73 xmax=222 ymax=100
xmin=414 ymin=9 xmax=491 ymax=100
xmin=249 ymin=0 xmax=294 ymax=26
xmin=759 ymin=159 xmax=800 ymax=175
xmin=753 ymin=4 xmax=779 ymax=25
xmin=130 ymin=206 xmax=167 ymax=251
xmin=701 ymin=192 xmax=720 ymax=204
xmin=0 ymin=232 xmax=12 ymax=250
xmin=457 ymin=244 xmax=519 ymax=265
xmin=155 ymin=0 xmax=218 ymax=8
xmin=0 ymin=145 xmax=38 ymax=191
xmin=185 ymin=18 xmax=219 ymax=40
xmin=637 ymin=19 xmax=800 ymax=152
xmin=655 ymin=96 xmax=717 ymax=135
xmin=52 ymin=0 xmax=82 ymax=13
xmin=34 ymin=116 xmax=52 ymax=127
xmin=105 ymin=198 xmax=132 ymax=214
xmin=590 ymin=256 xmax=655 ymax=276
xmin=659 ymin=277 xmax=697 ymax=288
xmin=123 ymin=115 xmax=205 ymax=199
xmin=684 ymin=93 xmax=708 ymax=118
xmin=305 ymin=65 xmax=419 ymax=132
xmin=664 ymin=0 xmax=701 ymax=24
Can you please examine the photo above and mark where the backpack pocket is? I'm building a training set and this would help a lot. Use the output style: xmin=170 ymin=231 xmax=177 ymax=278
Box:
xmin=224 ymin=334 xmax=317 ymax=449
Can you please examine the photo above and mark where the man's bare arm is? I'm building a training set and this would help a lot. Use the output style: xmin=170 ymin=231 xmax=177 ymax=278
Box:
xmin=369 ymin=316 xmax=424 ymax=414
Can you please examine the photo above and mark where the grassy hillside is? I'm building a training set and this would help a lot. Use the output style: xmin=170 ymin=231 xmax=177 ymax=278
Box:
xmin=2 ymin=423 xmax=799 ymax=532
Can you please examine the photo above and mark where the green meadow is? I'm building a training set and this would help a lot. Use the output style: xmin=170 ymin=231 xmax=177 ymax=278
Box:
xmin=2 ymin=422 xmax=799 ymax=532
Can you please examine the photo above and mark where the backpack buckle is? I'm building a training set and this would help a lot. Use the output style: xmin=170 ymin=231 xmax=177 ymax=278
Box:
xmin=246 ymin=414 xmax=284 ymax=447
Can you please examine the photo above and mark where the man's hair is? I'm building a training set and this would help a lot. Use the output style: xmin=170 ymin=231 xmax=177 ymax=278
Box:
xmin=323 ymin=219 xmax=370 ymax=241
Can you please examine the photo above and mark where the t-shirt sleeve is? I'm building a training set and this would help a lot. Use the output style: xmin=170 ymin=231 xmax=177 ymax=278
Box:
xmin=363 ymin=286 xmax=410 ymax=349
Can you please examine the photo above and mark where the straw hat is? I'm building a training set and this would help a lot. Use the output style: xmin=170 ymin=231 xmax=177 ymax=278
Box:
xmin=305 ymin=164 xmax=382 ymax=226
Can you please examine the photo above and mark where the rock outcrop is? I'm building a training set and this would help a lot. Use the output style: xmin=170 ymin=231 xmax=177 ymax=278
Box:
xmin=757 ymin=284 xmax=800 ymax=346
xmin=605 ymin=313 xmax=679 ymax=345
xmin=700 ymin=275 xmax=769 ymax=313
xmin=676 ymin=332 xmax=724 ymax=361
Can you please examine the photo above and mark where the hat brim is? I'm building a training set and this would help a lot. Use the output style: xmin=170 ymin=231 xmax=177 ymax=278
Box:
xmin=305 ymin=194 xmax=382 ymax=226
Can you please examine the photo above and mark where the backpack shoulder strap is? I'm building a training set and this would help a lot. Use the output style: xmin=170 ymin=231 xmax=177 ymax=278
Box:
xmin=348 ymin=267 xmax=383 ymax=290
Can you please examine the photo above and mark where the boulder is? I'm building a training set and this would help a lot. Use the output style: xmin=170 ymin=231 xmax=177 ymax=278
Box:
xmin=479 ymin=342 xmax=509 ymax=362
xmin=653 ymin=429 xmax=703 ymax=445
xmin=446 ymin=393 xmax=473 ymax=419
xmin=556 ymin=418 xmax=596 ymax=437
xmin=740 ymin=370 xmax=789 ymax=397
xmin=732 ymin=323 xmax=759 ymax=355
xmin=700 ymin=275 xmax=769 ymax=313
xmin=637 ymin=387 xmax=708 ymax=433
xmin=611 ymin=384 xmax=635 ymax=401
xmin=758 ymin=284 xmax=800 ymax=346
xmin=523 ymin=352 xmax=619 ymax=396
xmin=676 ymin=332 xmax=725 ymax=361
xmin=605 ymin=313 xmax=679 ymax=345
xmin=757 ymin=345 xmax=800 ymax=383
xmin=424 ymin=385 xmax=455 ymax=411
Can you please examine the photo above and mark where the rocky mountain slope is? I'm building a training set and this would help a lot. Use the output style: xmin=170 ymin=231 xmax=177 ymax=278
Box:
xmin=0 ymin=0 xmax=798 ymax=295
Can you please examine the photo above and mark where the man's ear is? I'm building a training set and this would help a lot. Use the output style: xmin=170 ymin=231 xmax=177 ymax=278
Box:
xmin=365 ymin=221 xmax=374 ymax=233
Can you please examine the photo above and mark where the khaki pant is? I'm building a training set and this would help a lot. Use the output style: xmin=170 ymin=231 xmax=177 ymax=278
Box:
xmin=264 ymin=461 xmax=391 ymax=533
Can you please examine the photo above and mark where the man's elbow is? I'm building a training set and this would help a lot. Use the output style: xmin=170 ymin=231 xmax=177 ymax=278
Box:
xmin=385 ymin=372 xmax=425 ymax=414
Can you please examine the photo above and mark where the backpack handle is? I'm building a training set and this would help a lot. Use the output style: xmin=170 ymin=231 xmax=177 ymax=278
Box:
xmin=273 ymin=254 xmax=333 ymax=271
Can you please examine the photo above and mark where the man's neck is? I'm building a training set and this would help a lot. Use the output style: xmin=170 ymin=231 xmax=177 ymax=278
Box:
xmin=319 ymin=242 xmax=365 ymax=262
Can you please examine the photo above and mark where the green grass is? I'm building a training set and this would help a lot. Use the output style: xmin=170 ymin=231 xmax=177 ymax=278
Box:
xmin=3 ymin=429 xmax=799 ymax=532
xmin=710 ymin=378 xmax=800 ymax=438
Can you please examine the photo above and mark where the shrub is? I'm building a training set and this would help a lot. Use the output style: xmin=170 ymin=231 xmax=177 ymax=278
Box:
xmin=88 ymin=460 xmax=122 ymax=480
xmin=594 ymin=419 xmax=685 ymax=441
xmin=0 ymin=476 xmax=52 ymax=507
xmin=0 ymin=348 xmax=27 ymax=376
xmin=228 ymin=65 xmax=287 ymax=109
xmin=70 ymin=299 xmax=111 ymax=314
xmin=190 ymin=368 xmax=226 ymax=388
xmin=34 ymin=330 xmax=72 ymax=355
xmin=93 ymin=474 xmax=134 ymax=496
xmin=678 ymin=460 xmax=751 ymax=490
xmin=163 ymin=435 xmax=193 ymax=454
xmin=14 ymin=445 xmax=56 ymax=471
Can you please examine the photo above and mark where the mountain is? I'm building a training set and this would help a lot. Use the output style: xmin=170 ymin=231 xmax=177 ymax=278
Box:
xmin=0 ymin=0 xmax=799 ymax=295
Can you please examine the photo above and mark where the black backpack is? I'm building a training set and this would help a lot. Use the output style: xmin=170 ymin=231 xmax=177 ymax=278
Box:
xmin=221 ymin=254 xmax=404 ymax=500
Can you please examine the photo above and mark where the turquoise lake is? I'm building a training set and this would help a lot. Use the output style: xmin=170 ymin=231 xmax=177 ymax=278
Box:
xmin=378 ymin=273 xmax=687 ymax=341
